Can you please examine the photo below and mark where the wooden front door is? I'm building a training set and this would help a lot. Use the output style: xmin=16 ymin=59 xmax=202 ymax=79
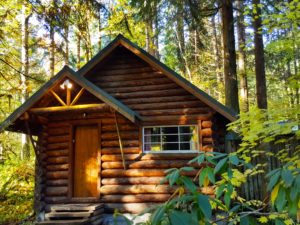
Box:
xmin=73 ymin=125 xmax=100 ymax=198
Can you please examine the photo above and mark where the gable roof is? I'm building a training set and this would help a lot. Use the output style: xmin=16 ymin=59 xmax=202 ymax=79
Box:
xmin=0 ymin=66 xmax=140 ymax=133
xmin=78 ymin=34 xmax=237 ymax=122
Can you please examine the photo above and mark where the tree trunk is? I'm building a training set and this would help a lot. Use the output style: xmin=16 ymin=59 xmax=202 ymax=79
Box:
xmin=253 ymin=0 xmax=267 ymax=109
xmin=77 ymin=33 xmax=81 ymax=70
xmin=64 ymin=25 xmax=69 ymax=66
xmin=145 ymin=19 xmax=155 ymax=56
xmin=49 ymin=25 xmax=55 ymax=77
xmin=212 ymin=14 xmax=224 ymax=101
xmin=237 ymin=0 xmax=249 ymax=112
xmin=21 ymin=3 xmax=31 ymax=160
xmin=176 ymin=2 xmax=186 ymax=75
xmin=98 ymin=11 xmax=102 ymax=50
xmin=221 ymin=0 xmax=240 ymax=113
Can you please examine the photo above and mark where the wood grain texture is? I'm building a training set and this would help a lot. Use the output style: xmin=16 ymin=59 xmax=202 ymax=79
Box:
xmin=73 ymin=125 xmax=99 ymax=198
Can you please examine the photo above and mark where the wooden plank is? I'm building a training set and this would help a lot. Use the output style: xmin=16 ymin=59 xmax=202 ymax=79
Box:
xmin=97 ymin=77 xmax=171 ymax=88
xmin=102 ymin=124 xmax=138 ymax=132
xmin=73 ymin=125 xmax=99 ymax=198
xmin=202 ymin=120 xmax=213 ymax=128
xmin=101 ymin=140 xmax=139 ymax=148
xmin=47 ymin=142 xmax=69 ymax=150
xmin=47 ymin=127 xmax=69 ymax=136
xmin=47 ymin=135 xmax=69 ymax=143
xmin=101 ymin=177 xmax=165 ymax=185
xmin=46 ymin=164 xmax=69 ymax=171
xmin=100 ymin=184 xmax=173 ymax=194
xmin=100 ymin=194 xmax=170 ymax=203
xmin=112 ymin=89 xmax=188 ymax=99
xmin=46 ymin=171 xmax=69 ymax=179
xmin=128 ymin=100 xmax=203 ymax=110
xmin=104 ymin=83 xmax=178 ymax=94
xmin=92 ymin=71 xmax=164 ymax=82
xmin=101 ymin=153 xmax=199 ymax=161
xmin=46 ymin=187 xmax=68 ymax=196
xmin=142 ymin=114 xmax=213 ymax=122
xmin=30 ymin=103 xmax=106 ymax=114
xmin=46 ymin=149 xmax=68 ymax=157
xmin=139 ymin=108 xmax=211 ymax=116
xmin=98 ymin=67 xmax=155 ymax=76
xmin=47 ymin=156 xmax=69 ymax=164
xmin=101 ymin=147 xmax=140 ymax=154
xmin=101 ymin=131 xmax=139 ymax=140
xmin=101 ymin=160 xmax=201 ymax=169
xmin=46 ymin=179 xmax=68 ymax=186
xmin=101 ymin=169 xmax=197 ymax=177
xmin=121 ymin=95 xmax=197 ymax=105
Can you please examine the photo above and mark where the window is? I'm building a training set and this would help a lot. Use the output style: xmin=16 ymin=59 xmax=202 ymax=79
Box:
xmin=143 ymin=125 xmax=199 ymax=152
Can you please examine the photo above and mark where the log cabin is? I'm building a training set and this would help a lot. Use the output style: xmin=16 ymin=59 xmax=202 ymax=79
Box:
xmin=0 ymin=35 xmax=237 ymax=224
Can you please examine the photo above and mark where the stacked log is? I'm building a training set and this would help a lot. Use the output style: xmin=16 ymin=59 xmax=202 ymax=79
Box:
xmin=43 ymin=124 xmax=70 ymax=203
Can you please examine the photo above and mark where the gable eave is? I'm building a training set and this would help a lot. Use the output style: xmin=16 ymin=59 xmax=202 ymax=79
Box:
xmin=78 ymin=35 xmax=237 ymax=122
xmin=0 ymin=65 xmax=140 ymax=133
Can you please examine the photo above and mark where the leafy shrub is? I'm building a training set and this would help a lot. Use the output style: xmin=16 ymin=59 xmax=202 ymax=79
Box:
xmin=0 ymin=157 xmax=35 ymax=224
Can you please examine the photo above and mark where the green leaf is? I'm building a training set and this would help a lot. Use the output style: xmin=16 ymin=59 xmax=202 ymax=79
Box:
xmin=181 ymin=176 xmax=197 ymax=193
xmin=180 ymin=166 xmax=195 ymax=172
xmin=169 ymin=210 xmax=198 ymax=225
xmin=267 ymin=171 xmax=281 ymax=191
xmin=216 ymin=183 xmax=225 ymax=199
xmin=169 ymin=170 xmax=180 ymax=186
xmin=189 ymin=154 xmax=205 ymax=165
xmin=150 ymin=205 xmax=166 ymax=225
xmin=274 ymin=219 xmax=285 ymax=225
xmin=290 ymin=185 xmax=298 ymax=200
xmin=240 ymin=216 xmax=250 ymax=225
xmin=214 ymin=157 xmax=227 ymax=174
xmin=199 ymin=168 xmax=208 ymax=187
xmin=275 ymin=186 xmax=286 ymax=211
xmin=229 ymin=155 xmax=239 ymax=166
xmin=197 ymin=194 xmax=212 ymax=220
xmin=281 ymin=169 xmax=294 ymax=187
xmin=206 ymin=167 xmax=215 ymax=184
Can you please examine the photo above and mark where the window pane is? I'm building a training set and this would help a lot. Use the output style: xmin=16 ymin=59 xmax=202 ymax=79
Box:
xmin=180 ymin=134 xmax=194 ymax=142
xmin=162 ymin=143 xmax=179 ymax=151
xmin=179 ymin=126 xmax=196 ymax=134
xmin=161 ymin=127 xmax=178 ymax=134
xmin=144 ymin=127 xmax=161 ymax=135
xmin=144 ymin=143 xmax=161 ymax=151
xmin=150 ymin=135 xmax=161 ymax=142
xmin=180 ymin=142 xmax=198 ymax=150
xmin=162 ymin=134 xmax=178 ymax=143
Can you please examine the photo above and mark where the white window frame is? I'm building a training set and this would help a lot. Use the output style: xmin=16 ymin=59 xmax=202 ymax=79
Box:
xmin=142 ymin=125 xmax=199 ymax=153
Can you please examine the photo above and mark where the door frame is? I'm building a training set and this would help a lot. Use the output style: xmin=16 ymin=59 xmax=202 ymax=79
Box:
xmin=68 ymin=121 xmax=101 ymax=202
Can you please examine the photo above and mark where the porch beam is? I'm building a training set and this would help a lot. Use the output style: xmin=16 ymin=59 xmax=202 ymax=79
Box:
xmin=29 ymin=103 xmax=107 ymax=114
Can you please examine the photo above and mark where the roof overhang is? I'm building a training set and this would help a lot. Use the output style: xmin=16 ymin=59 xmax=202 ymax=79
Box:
xmin=0 ymin=66 xmax=141 ymax=134
xmin=78 ymin=35 xmax=238 ymax=122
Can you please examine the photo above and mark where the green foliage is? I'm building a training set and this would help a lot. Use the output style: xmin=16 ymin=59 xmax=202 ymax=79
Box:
xmin=0 ymin=157 xmax=35 ymax=223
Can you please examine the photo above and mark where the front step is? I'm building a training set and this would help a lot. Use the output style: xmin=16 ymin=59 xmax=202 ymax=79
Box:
xmin=37 ymin=219 xmax=89 ymax=225
xmin=37 ymin=204 xmax=105 ymax=225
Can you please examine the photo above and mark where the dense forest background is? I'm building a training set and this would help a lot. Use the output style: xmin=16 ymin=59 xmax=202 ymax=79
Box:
xmin=0 ymin=0 xmax=299 ymax=224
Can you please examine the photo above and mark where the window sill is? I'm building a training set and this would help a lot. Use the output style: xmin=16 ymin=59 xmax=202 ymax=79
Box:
xmin=143 ymin=150 xmax=200 ymax=154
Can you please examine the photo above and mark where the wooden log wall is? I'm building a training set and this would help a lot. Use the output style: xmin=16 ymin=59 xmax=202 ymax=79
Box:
xmin=37 ymin=46 xmax=229 ymax=212
xmin=43 ymin=123 xmax=70 ymax=204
